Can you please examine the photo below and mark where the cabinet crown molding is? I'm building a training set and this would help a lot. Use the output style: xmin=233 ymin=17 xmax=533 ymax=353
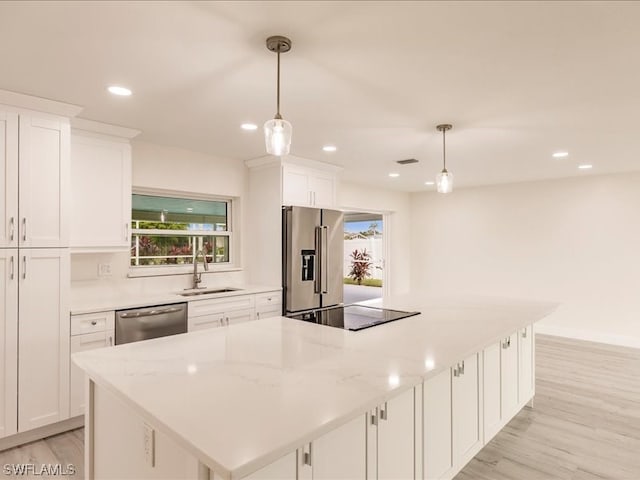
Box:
xmin=71 ymin=118 xmax=141 ymax=139
xmin=0 ymin=89 xmax=83 ymax=118
xmin=245 ymin=154 xmax=343 ymax=173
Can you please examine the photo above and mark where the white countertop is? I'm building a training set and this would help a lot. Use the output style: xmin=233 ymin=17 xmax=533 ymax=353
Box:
xmin=70 ymin=283 xmax=281 ymax=315
xmin=73 ymin=295 xmax=557 ymax=479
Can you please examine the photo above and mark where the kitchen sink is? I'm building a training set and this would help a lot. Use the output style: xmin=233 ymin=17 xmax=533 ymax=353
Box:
xmin=179 ymin=287 xmax=243 ymax=297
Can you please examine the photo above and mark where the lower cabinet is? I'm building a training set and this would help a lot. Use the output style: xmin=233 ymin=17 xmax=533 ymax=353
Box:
xmin=69 ymin=330 xmax=113 ymax=417
xmin=372 ymin=388 xmax=415 ymax=480
xmin=483 ymin=327 xmax=534 ymax=445
xmin=452 ymin=353 xmax=482 ymax=468
xmin=18 ymin=249 xmax=70 ymax=432
xmin=424 ymin=353 xmax=482 ymax=480
xmin=519 ymin=324 xmax=535 ymax=404
xmin=0 ymin=251 xmax=18 ymax=439
xmin=242 ymin=452 xmax=297 ymax=480
xmin=299 ymin=415 xmax=367 ymax=480
xmin=424 ymin=368 xmax=453 ymax=480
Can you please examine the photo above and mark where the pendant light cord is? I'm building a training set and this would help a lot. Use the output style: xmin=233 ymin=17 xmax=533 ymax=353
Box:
xmin=276 ymin=49 xmax=281 ymax=118
xmin=442 ymin=128 xmax=446 ymax=170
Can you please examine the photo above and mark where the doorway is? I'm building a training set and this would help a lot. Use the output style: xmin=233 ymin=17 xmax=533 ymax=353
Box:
xmin=343 ymin=212 xmax=384 ymax=305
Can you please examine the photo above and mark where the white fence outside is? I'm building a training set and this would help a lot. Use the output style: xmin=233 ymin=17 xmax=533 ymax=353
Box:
xmin=343 ymin=238 xmax=383 ymax=280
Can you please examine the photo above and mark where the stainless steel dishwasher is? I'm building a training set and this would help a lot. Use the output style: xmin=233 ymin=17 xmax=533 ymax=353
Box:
xmin=115 ymin=303 xmax=188 ymax=345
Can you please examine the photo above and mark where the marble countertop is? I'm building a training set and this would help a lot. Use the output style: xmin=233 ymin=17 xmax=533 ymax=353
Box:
xmin=70 ymin=283 xmax=282 ymax=315
xmin=73 ymin=295 xmax=557 ymax=479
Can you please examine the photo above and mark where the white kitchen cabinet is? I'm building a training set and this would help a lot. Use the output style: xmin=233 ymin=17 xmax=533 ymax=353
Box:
xmin=0 ymin=111 xmax=18 ymax=248
xmin=69 ymin=310 xmax=115 ymax=418
xmin=70 ymin=133 xmax=132 ymax=250
xmin=424 ymin=368 xmax=453 ymax=480
xmin=501 ymin=333 xmax=519 ymax=422
xmin=373 ymin=388 xmax=415 ymax=480
xmin=188 ymin=294 xmax=256 ymax=332
xmin=519 ymin=324 xmax=535 ymax=404
xmin=255 ymin=290 xmax=282 ymax=320
xmin=282 ymin=165 xmax=336 ymax=208
xmin=299 ymin=415 xmax=366 ymax=480
xmin=18 ymin=115 xmax=69 ymax=248
xmin=69 ymin=330 xmax=112 ymax=418
xmin=242 ymin=452 xmax=297 ymax=480
xmin=0 ymin=250 xmax=18 ymax=439
xmin=18 ymin=249 xmax=70 ymax=432
xmin=483 ymin=333 xmax=520 ymax=444
xmin=482 ymin=342 xmax=502 ymax=443
xmin=452 ymin=353 xmax=482 ymax=468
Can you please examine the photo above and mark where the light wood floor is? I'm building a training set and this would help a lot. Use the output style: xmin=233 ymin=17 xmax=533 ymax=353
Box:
xmin=456 ymin=334 xmax=640 ymax=480
xmin=0 ymin=335 xmax=639 ymax=479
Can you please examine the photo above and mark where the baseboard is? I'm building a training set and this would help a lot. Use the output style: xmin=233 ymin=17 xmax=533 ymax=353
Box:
xmin=536 ymin=324 xmax=640 ymax=349
xmin=0 ymin=416 xmax=84 ymax=451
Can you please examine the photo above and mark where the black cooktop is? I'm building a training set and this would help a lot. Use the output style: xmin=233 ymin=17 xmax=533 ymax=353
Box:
xmin=289 ymin=305 xmax=420 ymax=331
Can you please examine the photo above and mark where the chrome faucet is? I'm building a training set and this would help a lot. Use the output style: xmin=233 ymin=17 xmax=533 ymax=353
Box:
xmin=192 ymin=250 xmax=209 ymax=289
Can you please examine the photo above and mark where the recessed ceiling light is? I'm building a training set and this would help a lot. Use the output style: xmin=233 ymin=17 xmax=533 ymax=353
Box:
xmin=241 ymin=123 xmax=258 ymax=131
xmin=552 ymin=151 xmax=569 ymax=158
xmin=322 ymin=145 xmax=337 ymax=152
xmin=388 ymin=173 xmax=400 ymax=178
xmin=578 ymin=164 xmax=593 ymax=170
xmin=107 ymin=85 xmax=132 ymax=96
xmin=424 ymin=181 xmax=435 ymax=186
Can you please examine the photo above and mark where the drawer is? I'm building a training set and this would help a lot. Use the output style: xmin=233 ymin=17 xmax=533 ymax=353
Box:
xmin=71 ymin=311 xmax=115 ymax=336
xmin=256 ymin=306 xmax=282 ymax=320
xmin=189 ymin=294 xmax=255 ymax=318
xmin=255 ymin=291 xmax=282 ymax=308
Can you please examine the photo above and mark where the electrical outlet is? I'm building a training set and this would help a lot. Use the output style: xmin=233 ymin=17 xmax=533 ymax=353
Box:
xmin=143 ymin=423 xmax=155 ymax=467
xmin=97 ymin=263 xmax=112 ymax=277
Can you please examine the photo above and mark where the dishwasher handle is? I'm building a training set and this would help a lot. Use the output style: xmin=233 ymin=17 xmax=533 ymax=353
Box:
xmin=119 ymin=306 xmax=183 ymax=319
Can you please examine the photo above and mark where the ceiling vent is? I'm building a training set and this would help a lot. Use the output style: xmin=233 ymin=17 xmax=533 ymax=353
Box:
xmin=396 ymin=158 xmax=419 ymax=165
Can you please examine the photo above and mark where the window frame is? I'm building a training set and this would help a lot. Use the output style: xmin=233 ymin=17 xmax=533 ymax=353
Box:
xmin=128 ymin=187 xmax=240 ymax=277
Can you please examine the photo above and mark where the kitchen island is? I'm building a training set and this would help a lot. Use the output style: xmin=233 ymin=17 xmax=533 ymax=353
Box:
xmin=73 ymin=295 xmax=557 ymax=480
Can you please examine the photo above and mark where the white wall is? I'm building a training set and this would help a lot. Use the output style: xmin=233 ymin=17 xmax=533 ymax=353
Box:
xmin=71 ymin=140 xmax=249 ymax=290
xmin=410 ymin=172 xmax=640 ymax=348
xmin=338 ymin=182 xmax=412 ymax=296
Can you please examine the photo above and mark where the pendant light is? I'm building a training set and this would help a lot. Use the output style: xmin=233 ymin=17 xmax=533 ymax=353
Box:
xmin=435 ymin=124 xmax=453 ymax=193
xmin=264 ymin=35 xmax=293 ymax=156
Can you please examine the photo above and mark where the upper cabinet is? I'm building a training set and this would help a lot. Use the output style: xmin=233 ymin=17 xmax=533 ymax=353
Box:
xmin=0 ymin=111 xmax=18 ymax=248
xmin=0 ymin=110 xmax=70 ymax=248
xmin=69 ymin=119 xmax=139 ymax=252
xmin=282 ymin=164 xmax=336 ymax=208
xmin=70 ymin=133 xmax=132 ymax=251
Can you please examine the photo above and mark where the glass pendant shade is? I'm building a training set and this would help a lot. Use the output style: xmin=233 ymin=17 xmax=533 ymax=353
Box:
xmin=436 ymin=169 xmax=453 ymax=193
xmin=264 ymin=117 xmax=292 ymax=156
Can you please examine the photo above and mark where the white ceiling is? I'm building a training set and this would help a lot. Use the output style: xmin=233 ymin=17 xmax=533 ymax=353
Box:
xmin=1 ymin=1 xmax=639 ymax=192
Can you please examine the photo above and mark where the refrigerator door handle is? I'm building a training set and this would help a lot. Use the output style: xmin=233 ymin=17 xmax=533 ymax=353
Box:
xmin=314 ymin=226 xmax=322 ymax=294
xmin=320 ymin=225 xmax=329 ymax=294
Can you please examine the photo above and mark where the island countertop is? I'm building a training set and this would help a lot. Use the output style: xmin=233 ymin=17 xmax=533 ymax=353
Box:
xmin=73 ymin=295 xmax=557 ymax=480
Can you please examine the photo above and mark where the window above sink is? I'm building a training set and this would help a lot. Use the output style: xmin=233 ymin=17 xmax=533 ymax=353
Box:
xmin=128 ymin=189 xmax=240 ymax=277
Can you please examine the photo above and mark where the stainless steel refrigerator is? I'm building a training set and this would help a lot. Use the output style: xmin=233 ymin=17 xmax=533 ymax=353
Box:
xmin=282 ymin=206 xmax=344 ymax=314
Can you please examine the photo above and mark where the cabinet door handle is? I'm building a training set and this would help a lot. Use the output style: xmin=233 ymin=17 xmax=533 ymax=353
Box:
xmin=22 ymin=218 xmax=26 ymax=242
xmin=124 ymin=223 xmax=129 ymax=241
xmin=9 ymin=256 xmax=14 ymax=280
xmin=90 ymin=320 xmax=98 ymax=326
xmin=522 ymin=328 xmax=528 ymax=338
xmin=380 ymin=402 xmax=388 ymax=421
xmin=303 ymin=443 xmax=312 ymax=466
xmin=22 ymin=256 xmax=26 ymax=279
xmin=370 ymin=410 xmax=378 ymax=426
xmin=502 ymin=338 xmax=509 ymax=349
xmin=108 ymin=335 xmax=113 ymax=346
xmin=459 ymin=360 xmax=465 ymax=375
xmin=453 ymin=365 xmax=459 ymax=377
xmin=9 ymin=217 xmax=14 ymax=242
